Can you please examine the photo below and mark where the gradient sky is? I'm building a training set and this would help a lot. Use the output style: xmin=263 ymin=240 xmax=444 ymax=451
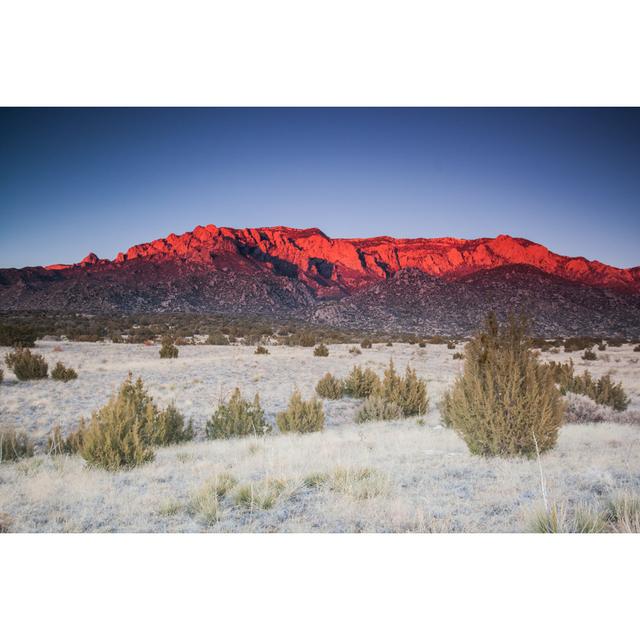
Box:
xmin=1 ymin=108 xmax=639 ymax=269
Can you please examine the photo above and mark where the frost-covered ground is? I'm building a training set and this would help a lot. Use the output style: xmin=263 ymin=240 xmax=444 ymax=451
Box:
xmin=1 ymin=341 xmax=639 ymax=532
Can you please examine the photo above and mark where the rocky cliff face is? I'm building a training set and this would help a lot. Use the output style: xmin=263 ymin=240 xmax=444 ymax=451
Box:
xmin=41 ymin=224 xmax=640 ymax=294
xmin=2 ymin=224 xmax=639 ymax=335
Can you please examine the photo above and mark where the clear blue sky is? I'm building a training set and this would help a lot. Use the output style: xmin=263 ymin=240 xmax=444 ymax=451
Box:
xmin=1 ymin=108 xmax=638 ymax=269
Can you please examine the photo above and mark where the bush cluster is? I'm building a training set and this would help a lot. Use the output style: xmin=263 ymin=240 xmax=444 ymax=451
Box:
xmin=441 ymin=313 xmax=563 ymax=458
xmin=4 ymin=348 xmax=48 ymax=380
xmin=206 ymin=332 xmax=229 ymax=345
xmin=206 ymin=388 xmax=270 ymax=439
xmin=313 ymin=343 xmax=329 ymax=357
xmin=51 ymin=362 xmax=78 ymax=382
xmin=75 ymin=374 xmax=192 ymax=470
xmin=582 ymin=349 xmax=597 ymax=361
xmin=0 ymin=324 xmax=37 ymax=348
xmin=276 ymin=390 xmax=324 ymax=433
xmin=159 ymin=336 xmax=179 ymax=359
xmin=355 ymin=395 xmax=403 ymax=423
xmin=546 ymin=360 xmax=629 ymax=411
xmin=315 ymin=373 xmax=344 ymax=399
xmin=344 ymin=365 xmax=381 ymax=398
xmin=0 ymin=427 xmax=34 ymax=462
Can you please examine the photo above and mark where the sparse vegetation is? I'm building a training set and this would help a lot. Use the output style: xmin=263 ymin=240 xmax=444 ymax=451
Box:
xmin=360 ymin=338 xmax=373 ymax=349
xmin=254 ymin=345 xmax=270 ymax=355
xmin=315 ymin=372 xmax=344 ymax=399
xmin=159 ymin=336 xmax=179 ymax=359
xmin=344 ymin=365 xmax=381 ymax=398
xmin=330 ymin=467 xmax=389 ymax=500
xmin=47 ymin=425 xmax=85 ymax=455
xmin=4 ymin=347 xmax=48 ymax=380
xmin=349 ymin=346 xmax=362 ymax=355
xmin=313 ymin=343 xmax=329 ymax=357
xmin=452 ymin=352 xmax=464 ymax=360
xmin=0 ymin=324 xmax=37 ymax=348
xmin=206 ymin=388 xmax=270 ymax=439
xmin=189 ymin=473 xmax=238 ymax=524
xmin=0 ymin=427 xmax=34 ymax=462
xmin=546 ymin=360 xmax=629 ymax=411
xmin=582 ymin=348 xmax=597 ymax=361
xmin=447 ymin=341 xmax=456 ymax=349
xmin=276 ymin=390 xmax=324 ymax=433
xmin=234 ymin=478 xmax=287 ymax=510
xmin=206 ymin=332 xmax=229 ymax=345
xmin=441 ymin=313 xmax=563 ymax=457
xmin=530 ymin=493 xmax=640 ymax=533
xmin=50 ymin=361 xmax=78 ymax=382
xmin=355 ymin=395 xmax=404 ymax=423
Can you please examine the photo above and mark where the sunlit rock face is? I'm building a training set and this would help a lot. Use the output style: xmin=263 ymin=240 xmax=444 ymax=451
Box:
xmin=4 ymin=224 xmax=639 ymax=336
xmin=42 ymin=224 xmax=640 ymax=293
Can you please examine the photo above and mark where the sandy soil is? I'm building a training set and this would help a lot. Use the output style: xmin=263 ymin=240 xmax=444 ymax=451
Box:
xmin=1 ymin=341 xmax=639 ymax=532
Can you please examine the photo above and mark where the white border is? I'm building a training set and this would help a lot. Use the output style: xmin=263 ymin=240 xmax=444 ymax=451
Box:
xmin=1 ymin=1 xmax=639 ymax=106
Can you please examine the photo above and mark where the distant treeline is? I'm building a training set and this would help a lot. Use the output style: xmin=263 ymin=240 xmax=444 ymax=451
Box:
xmin=0 ymin=311 xmax=638 ymax=348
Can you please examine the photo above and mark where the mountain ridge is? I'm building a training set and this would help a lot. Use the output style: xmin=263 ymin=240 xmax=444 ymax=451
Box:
xmin=37 ymin=224 xmax=640 ymax=294
xmin=2 ymin=224 xmax=639 ymax=336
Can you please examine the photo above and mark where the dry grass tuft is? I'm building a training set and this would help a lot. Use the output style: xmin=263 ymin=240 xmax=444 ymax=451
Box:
xmin=233 ymin=478 xmax=288 ymax=510
xmin=330 ymin=467 xmax=390 ymax=500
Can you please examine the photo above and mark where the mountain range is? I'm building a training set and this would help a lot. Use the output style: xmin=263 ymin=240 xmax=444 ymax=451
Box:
xmin=1 ymin=224 xmax=639 ymax=336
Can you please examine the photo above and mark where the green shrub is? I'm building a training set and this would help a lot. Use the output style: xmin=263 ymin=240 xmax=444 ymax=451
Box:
xmin=355 ymin=395 xmax=404 ymax=423
xmin=50 ymin=361 xmax=78 ymax=382
xmin=0 ymin=324 xmax=37 ymax=348
xmin=4 ymin=348 xmax=48 ymax=380
xmin=159 ymin=336 xmax=179 ymax=359
xmin=441 ymin=313 xmax=563 ymax=458
xmin=276 ymin=390 xmax=324 ymax=433
xmin=315 ymin=373 xmax=344 ymax=399
xmin=79 ymin=374 xmax=190 ymax=470
xmin=378 ymin=360 xmax=428 ymax=416
xmin=452 ymin=352 xmax=464 ymax=360
xmin=582 ymin=349 xmax=597 ymax=361
xmin=254 ymin=345 xmax=270 ymax=355
xmin=360 ymin=338 xmax=373 ymax=349
xmin=597 ymin=343 xmax=607 ymax=351
xmin=313 ymin=343 xmax=329 ymax=357
xmin=418 ymin=341 xmax=426 ymax=348
xmin=344 ymin=365 xmax=381 ymax=398
xmin=206 ymin=332 xmax=229 ymax=345
xmin=546 ymin=360 xmax=629 ymax=411
xmin=0 ymin=427 xmax=34 ymax=462
xmin=152 ymin=403 xmax=194 ymax=446
xmin=206 ymin=388 xmax=270 ymax=439
xmin=593 ymin=374 xmax=630 ymax=411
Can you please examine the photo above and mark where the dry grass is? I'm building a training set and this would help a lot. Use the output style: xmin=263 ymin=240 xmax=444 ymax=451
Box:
xmin=0 ymin=340 xmax=639 ymax=532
